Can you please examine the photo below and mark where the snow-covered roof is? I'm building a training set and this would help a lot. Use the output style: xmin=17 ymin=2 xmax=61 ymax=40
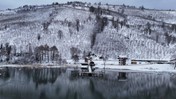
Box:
xmin=118 ymin=55 xmax=128 ymax=59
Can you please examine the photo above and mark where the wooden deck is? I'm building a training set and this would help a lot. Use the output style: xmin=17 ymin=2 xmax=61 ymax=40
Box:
xmin=80 ymin=72 xmax=104 ymax=77
xmin=71 ymin=70 xmax=104 ymax=77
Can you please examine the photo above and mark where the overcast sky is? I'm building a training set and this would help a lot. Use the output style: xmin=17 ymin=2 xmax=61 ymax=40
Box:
xmin=0 ymin=0 xmax=175 ymax=10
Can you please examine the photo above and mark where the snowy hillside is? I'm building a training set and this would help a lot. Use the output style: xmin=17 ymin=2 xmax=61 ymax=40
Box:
xmin=0 ymin=2 xmax=176 ymax=63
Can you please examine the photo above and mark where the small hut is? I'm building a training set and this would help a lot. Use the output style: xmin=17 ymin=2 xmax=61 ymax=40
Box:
xmin=131 ymin=60 xmax=137 ymax=64
xmin=118 ymin=55 xmax=128 ymax=65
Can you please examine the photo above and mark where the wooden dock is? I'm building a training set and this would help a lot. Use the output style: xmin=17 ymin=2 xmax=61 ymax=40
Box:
xmin=71 ymin=70 xmax=104 ymax=77
xmin=80 ymin=72 xmax=104 ymax=77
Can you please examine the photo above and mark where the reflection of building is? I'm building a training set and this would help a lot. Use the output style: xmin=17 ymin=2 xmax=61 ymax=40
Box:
xmin=118 ymin=72 xmax=127 ymax=81
xmin=118 ymin=56 xmax=128 ymax=65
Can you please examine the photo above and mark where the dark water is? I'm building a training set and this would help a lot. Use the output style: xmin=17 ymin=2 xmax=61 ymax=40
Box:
xmin=0 ymin=67 xmax=176 ymax=99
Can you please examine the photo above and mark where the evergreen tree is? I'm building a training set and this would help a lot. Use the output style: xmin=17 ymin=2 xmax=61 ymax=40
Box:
xmin=76 ymin=19 xmax=80 ymax=32
xmin=89 ymin=6 xmax=95 ymax=12
xmin=37 ymin=34 xmax=41 ymax=40
xmin=58 ymin=30 xmax=63 ymax=39
xmin=70 ymin=47 xmax=81 ymax=63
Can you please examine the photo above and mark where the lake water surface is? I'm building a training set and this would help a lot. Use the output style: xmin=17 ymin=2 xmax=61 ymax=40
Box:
xmin=0 ymin=67 xmax=176 ymax=99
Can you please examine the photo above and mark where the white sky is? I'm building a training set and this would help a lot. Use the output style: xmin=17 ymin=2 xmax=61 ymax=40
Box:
xmin=0 ymin=0 xmax=175 ymax=10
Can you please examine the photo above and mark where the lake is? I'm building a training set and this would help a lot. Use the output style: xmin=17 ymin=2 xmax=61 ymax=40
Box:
xmin=0 ymin=67 xmax=176 ymax=99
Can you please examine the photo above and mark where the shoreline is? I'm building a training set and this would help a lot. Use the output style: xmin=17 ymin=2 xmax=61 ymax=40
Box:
xmin=0 ymin=64 xmax=176 ymax=73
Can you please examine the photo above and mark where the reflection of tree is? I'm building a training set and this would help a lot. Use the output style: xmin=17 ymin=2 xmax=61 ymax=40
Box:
xmin=1 ymin=68 xmax=176 ymax=99
xmin=89 ymin=80 xmax=105 ymax=99
xmin=21 ymin=67 xmax=32 ymax=82
xmin=69 ymin=70 xmax=80 ymax=80
xmin=65 ymin=90 xmax=79 ymax=99
xmin=39 ymin=91 xmax=47 ymax=99
xmin=118 ymin=72 xmax=127 ymax=80
xmin=32 ymin=68 xmax=66 ymax=88
xmin=0 ymin=67 xmax=10 ymax=80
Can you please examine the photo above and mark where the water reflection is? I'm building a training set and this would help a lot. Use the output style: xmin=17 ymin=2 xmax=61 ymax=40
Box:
xmin=0 ymin=67 xmax=10 ymax=80
xmin=118 ymin=72 xmax=127 ymax=81
xmin=31 ymin=68 xmax=66 ymax=88
xmin=0 ymin=67 xmax=176 ymax=99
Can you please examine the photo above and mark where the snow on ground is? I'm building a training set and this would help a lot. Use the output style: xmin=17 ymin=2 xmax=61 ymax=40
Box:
xmin=96 ymin=64 xmax=176 ymax=73
xmin=0 ymin=9 xmax=16 ymax=15
xmin=0 ymin=63 xmax=176 ymax=73
xmin=0 ymin=4 xmax=176 ymax=60
xmin=0 ymin=58 xmax=174 ymax=72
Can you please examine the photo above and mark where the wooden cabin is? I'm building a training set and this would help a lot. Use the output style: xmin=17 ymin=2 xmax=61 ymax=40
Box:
xmin=118 ymin=55 xmax=128 ymax=65
xmin=131 ymin=60 xmax=137 ymax=64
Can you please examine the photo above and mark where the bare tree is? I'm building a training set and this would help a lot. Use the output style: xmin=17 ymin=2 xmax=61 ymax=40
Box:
xmin=69 ymin=28 xmax=73 ymax=36
xmin=43 ymin=22 xmax=50 ymax=31
xmin=38 ymin=45 xmax=44 ymax=63
xmin=50 ymin=46 xmax=59 ymax=62
xmin=37 ymin=34 xmax=41 ymax=40
xmin=5 ymin=43 xmax=11 ymax=62
xmin=146 ymin=22 xmax=152 ymax=35
xmin=103 ymin=55 xmax=108 ymax=69
xmin=70 ymin=47 xmax=81 ymax=63
xmin=72 ymin=54 xmax=79 ymax=64
xmin=76 ymin=19 xmax=80 ymax=32
xmin=44 ymin=44 xmax=49 ymax=62
xmin=28 ymin=43 xmax=33 ymax=56
xmin=58 ymin=30 xmax=63 ymax=39
xmin=35 ymin=45 xmax=60 ymax=63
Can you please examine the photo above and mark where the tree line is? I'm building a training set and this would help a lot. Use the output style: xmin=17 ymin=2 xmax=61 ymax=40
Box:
xmin=0 ymin=43 xmax=64 ymax=64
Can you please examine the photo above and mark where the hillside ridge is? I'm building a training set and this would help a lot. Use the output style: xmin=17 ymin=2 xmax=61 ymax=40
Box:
xmin=0 ymin=1 xmax=176 ymax=64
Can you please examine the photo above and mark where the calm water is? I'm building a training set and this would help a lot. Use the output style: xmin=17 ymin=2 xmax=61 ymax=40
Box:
xmin=0 ymin=67 xmax=176 ymax=99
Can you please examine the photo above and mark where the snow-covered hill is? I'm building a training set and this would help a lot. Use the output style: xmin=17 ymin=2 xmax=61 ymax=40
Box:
xmin=0 ymin=2 xmax=176 ymax=63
